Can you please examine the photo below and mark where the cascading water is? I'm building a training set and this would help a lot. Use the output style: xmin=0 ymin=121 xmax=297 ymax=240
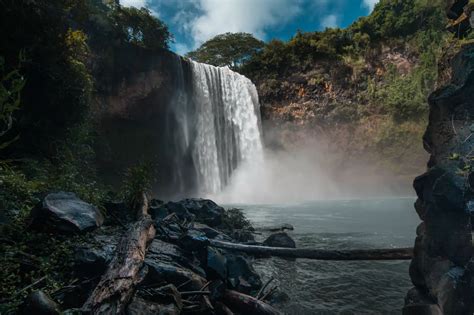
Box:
xmin=190 ymin=61 xmax=263 ymax=195
xmin=165 ymin=57 xmax=264 ymax=197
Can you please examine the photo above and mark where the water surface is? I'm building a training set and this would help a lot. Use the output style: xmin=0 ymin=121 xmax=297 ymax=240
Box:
xmin=229 ymin=198 xmax=419 ymax=315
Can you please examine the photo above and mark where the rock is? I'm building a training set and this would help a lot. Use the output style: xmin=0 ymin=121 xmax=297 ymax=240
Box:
xmin=178 ymin=229 xmax=209 ymax=251
xmin=145 ymin=260 xmax=206 ymax=291
xmin=20 ymin=291 xmax=61 ymax=315
xmin=263 ymin=232 xmax=296 ymax=248
xmin=127 ymin=296 xmax=180 ymax=315
xmin=402 ymin=304 xmax=442 ymax=315
xmin=161 ymin=201 xmax=195 ymax=221
xmin=73 ymin=228 xmax=119 ymax=277
xmin=179 ymin=199 xmax=225 ymax=227
xmin=207 ymin=247 xmax=227 ymax=280
xmin=29 ymin=192 xmax=104 ymax=234
xmin=226 ymin=254 xmax=262 ymax=293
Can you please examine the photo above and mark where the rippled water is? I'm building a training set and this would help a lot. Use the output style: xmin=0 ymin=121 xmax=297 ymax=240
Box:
xmin=229 ymin=198 xmax=419 ymax=315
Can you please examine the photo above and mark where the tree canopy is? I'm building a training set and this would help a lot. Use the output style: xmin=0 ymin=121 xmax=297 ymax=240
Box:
xmin=186 ymin=32 xmax=264 ymax=69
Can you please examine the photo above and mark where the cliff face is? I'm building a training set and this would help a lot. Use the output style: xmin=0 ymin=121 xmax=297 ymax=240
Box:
xmin=251 ymin=43 xmax=429 ymax=195
xmin=92 ymin=46 xmax=197 ymax=198
xmin=404 ymin=44 xmax=474 ymax=314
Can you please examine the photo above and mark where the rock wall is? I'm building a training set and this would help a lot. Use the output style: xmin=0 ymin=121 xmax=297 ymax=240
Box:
xmin=93 ymin=46 xmax=196 ymax=198
xmin=404 ymin=45 xmax=474 ymax=314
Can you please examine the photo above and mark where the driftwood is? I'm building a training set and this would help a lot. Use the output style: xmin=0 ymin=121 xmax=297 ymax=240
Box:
xmin=210 ymin=239 xmax=413 ymax=260
xmin=255 ymin=223 xmax=294 ymax=232
xmin=83 ymin=193 xmax=156 ymax=314
xmin=223 ymin=290 xmax=282 ymax=315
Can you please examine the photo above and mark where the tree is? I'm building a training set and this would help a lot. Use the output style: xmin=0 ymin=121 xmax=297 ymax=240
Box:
xmin=112 ymin=6 xmax=172 ymax=50
xmin=186 ymin=32 xmax=264 ymax=69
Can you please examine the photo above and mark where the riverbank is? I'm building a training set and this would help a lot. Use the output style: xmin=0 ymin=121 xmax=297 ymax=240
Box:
xmin=0 ymin=193 xmax=282 ymax=314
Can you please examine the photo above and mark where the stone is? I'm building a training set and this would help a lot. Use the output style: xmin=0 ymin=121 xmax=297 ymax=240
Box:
xmin=73 ymin=228 xmax=119 ymax=277
xmin=20 ymin=291 xmax=61 ymax=315
xmin=263 ymin=232 xmax=296 ymax=248
xmin=29 ymin=192 xmax=104 ymax=234
xmin=145 ymin=260 xmax=206 ymax=291
xmin=402 ymin=304 xmax=442 ymax=315
xmin=126 ymin=296 xmax=180 ymax=315
xmin=179 ymin=199 xmax=225 ymax=227
xmin=207 ymin=247 xmax=227 ymax=280
xmin=226 ymin=254 xmax=262 ymax=293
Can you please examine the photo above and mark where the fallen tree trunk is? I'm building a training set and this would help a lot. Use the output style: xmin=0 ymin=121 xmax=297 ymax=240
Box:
xmin=223 ymin=290 xmax=282 ymax=315
xmin=210 ymin=240 xmax=413 ymax=261
xmin=83 ymin=194 xmax=156 ymax=314
xmin=255 ymin=223 xmax=294 ymax=232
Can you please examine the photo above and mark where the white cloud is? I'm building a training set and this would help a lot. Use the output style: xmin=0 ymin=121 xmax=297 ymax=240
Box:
xmin=362 ymin=0 xmax=379 ymax=12
xmin=187 ymin=0 xmax=304 ymax=48
xmin=120 ymin=0 xmax=147 ymax=8
xmin=321 ymin=14 xmax=338 ymax=29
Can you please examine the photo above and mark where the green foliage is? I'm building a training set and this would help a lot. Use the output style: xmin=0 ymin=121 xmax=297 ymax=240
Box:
xmin=187 ymin=32 xmax=264 ymax=69
xmin=112 ymin=6 xmax=172 ymax=50
xmin=0 ymin=55 xmax=26 ymax=150
xmin=120 ymin=161 xmax=156 ymax=208
xmin=0 ymin=222 xmax=83 ymax=313
xmin=221 ymin=208 xmax=253 ymax=231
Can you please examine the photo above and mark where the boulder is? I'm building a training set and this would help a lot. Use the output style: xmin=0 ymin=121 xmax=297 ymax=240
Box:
xmin=29 ymin=192 xmax=104 ymax=234
xmin=179 ymin=199 xmax=225 ymax=227
xmin=20 ymin=291 xmax=61 ymax=315
xmin=226 ymin=254 xmax=262 ymax=293
xmin=73 ymin=226 xmax=120 ymax=278
xmin=263 ymin=232 xmax=296 ymax=248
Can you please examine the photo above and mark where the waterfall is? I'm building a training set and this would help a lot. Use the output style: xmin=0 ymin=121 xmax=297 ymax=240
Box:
xmin=190 ymin=61 xmax=263 ymax=195
xmin=166 ymin=58 xmax=263 ymax=196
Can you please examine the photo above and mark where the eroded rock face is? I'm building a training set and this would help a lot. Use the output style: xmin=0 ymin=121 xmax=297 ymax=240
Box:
xmin=29 ymin=192 xmax=104 ymax=234
xmin=404 ymin=45 xmax=474 ymax=314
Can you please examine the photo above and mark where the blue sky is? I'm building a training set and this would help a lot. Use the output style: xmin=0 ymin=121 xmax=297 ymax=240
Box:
xmin=120 ymin=0 xmax=379 ymax=55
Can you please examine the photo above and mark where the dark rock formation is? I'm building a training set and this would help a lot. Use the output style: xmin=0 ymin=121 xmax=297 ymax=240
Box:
xmin=20 ymin=291 xmax=60 ymax=315
xmin=264 ymin=232 xmax=296 ymax=248
xmin=29 ymin=192 xmax=104 ymax=234
xmin=404 ymin=44 xmax=474 ymax=314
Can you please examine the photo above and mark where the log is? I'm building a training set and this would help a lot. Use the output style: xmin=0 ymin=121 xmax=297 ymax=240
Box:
xmin=210 ymin=240 xmax=413 ymax=261
xmin=83 ymin=194 xmax=156 ymax=314
xmin=223 ymin=290 xmax=282 ymax=315
xmin=255 ymin=223 xmax=294 ymax=232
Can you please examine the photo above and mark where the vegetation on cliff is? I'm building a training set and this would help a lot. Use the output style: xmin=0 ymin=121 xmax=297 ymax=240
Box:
xmin=0 ymin=1 xmax=171 ymax=311
xmin=188 ymin=0 xmax=451 ymax=179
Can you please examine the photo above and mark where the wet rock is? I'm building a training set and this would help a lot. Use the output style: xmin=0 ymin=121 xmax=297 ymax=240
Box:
xmin=147 ymin=239 xmax=206 ymax=278
xmin=160 ymin=201 xmax=195 ymax=221
xmin=73 ymin=228 xmax=119 ymax=277
xmin=264 ymin=232 xmax=296 ymax=248
xmin=29 ymin=192 xmax=104 ymax=234
xmin=127 ymin=296 xmax=180 ymax=315
xmin=178 ymin=229 xmax=209 ymax=251
xmin=20 ymin=291 xmax=61 ymax=315
xmin=207 ymin=247 xmax=227 ymax=280
xmin=53 ymin=278 xmax=98 ymax=309
xmin=226 ymin=254 xmax=262 ymax=293
xmin=145 ymin=260 xmax=206 ymax=291
xmin=178 ymin=199 xmax=225 ymax=227
xmin=402 ymin=304 xmax=442 ymax=315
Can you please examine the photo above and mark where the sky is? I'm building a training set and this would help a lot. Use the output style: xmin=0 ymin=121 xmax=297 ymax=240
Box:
xmin=120 ymin=0 xmax=380 ymax=55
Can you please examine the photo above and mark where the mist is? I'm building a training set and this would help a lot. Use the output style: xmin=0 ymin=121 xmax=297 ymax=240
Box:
xmin=211 ymin=137 xmax=416 ymax=204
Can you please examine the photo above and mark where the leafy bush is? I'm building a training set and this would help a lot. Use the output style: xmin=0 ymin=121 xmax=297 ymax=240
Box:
xmin=120 ymin=161 xmax=156 ymax=208
xmin=0 ymin=55 xmax=25 ymax=150
xmin=221 ymin=208 xmax=253 ymax=231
